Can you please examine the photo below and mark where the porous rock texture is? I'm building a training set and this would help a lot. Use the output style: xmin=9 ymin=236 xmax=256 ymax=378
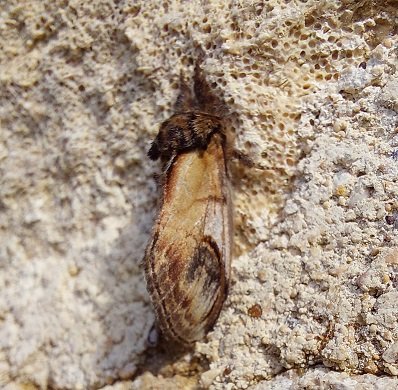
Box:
xmin=0 ymin=0 xmax=397 ymax=389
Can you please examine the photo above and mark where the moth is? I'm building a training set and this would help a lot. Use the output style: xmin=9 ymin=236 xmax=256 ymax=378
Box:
xmin=144 ymin=62 xmax=232 ymax=345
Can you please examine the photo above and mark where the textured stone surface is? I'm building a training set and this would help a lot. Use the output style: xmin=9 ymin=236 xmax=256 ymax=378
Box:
xmin=0 ymin=0 xmax=397 ymax=389
xmin=250 ymin=368 xmax=398 ymax=390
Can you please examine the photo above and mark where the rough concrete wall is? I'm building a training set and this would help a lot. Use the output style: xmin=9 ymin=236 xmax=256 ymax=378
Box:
xmin=0 ymin=0 xmax=397 ymax=389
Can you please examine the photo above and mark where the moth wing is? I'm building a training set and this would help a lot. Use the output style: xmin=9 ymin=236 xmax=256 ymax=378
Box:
xmin=145 ymin=135 xmax=232 ymax=344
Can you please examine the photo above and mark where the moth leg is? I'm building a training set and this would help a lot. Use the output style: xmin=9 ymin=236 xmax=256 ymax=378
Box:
xmin=232 ymin=149 xmax=255 ymax=168
xmin=232 ymin=149 xmax=271 ymax=171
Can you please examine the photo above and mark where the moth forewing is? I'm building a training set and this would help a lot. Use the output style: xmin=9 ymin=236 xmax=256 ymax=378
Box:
xmin=144 ymin=133 xmax=232 ymax=344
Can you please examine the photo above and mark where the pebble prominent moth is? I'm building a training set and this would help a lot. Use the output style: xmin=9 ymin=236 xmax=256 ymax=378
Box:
xmin=144 ymin=62 xmax=232 ymax=345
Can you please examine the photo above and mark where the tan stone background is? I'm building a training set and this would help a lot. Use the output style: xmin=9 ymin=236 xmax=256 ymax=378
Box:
xmin=0 ymin=0 xmax=397 ymax=389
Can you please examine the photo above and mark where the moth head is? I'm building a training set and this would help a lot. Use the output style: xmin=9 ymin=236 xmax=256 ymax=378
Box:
xmin=193 ymin=62 xmax=228 ymax=117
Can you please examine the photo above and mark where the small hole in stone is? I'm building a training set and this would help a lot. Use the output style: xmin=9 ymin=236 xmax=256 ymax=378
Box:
xmin=286 ymin=158 xmax=295 ymax=166
xmin=305 ymin=16 xmax=315 ymax=27
xmin=203 ymin=24 xmax=211 ymax=33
